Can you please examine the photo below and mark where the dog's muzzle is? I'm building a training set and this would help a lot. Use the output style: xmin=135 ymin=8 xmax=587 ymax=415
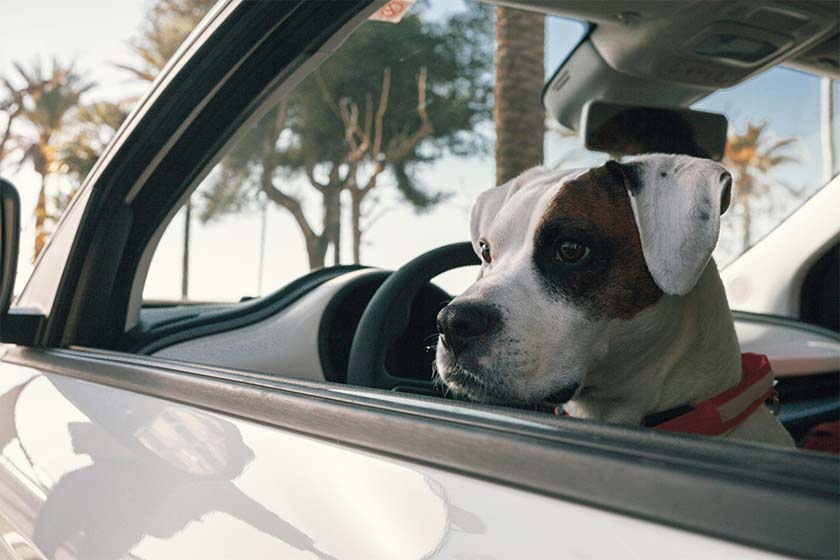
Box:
xmin=437 ymin=302 xmax=500 ymax=355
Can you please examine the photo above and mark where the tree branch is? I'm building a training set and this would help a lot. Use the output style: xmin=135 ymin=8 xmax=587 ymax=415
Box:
xmin=274 ymin=97 xmax=289 ymax=135
xmin=258 ymin=104 xmax=317 ymax=242
xmin=371 ymin=67 xmax=391 ymax=166
xmin=314 ymin=70 xmax=342 ymax=121
xmin=383 ymin=65 xmax=432 ymax=164
xmin=261 ymin=172 xmax=317 ymax=243
xmin=339 ymin=98 xmax=368 ymax=164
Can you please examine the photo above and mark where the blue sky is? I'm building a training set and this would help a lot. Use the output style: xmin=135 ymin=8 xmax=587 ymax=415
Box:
xmin=2 ymin=0 xmax=837 ymax=301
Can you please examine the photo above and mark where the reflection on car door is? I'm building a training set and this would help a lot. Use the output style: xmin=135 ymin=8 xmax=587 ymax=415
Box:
xmin=0 ymin=350 xmax=803 ymax=559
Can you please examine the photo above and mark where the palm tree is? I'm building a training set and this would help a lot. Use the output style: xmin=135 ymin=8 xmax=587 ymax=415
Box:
xmin=723 ymin=122 xmax=798 ymax=252
xmin=494 ymin=7 xmax=545 ymax=185
xmin=50 ymin=100 xmax=133 ymax=220
xmin=60 ymin=101 xmax=132 ymax=184
xmin=15 ymin=59 xmax=94 ymax=259
xmin=0 ymin=79 xmax=26 ymax=168
xmin=0 ymin=65 xmax=62 ymax=168
xmin=115 ymin=0 xmax=216 ymax=82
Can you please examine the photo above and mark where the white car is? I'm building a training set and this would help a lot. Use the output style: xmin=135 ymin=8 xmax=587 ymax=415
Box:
xmin=0 ymin=1 xmax=837 ymax=559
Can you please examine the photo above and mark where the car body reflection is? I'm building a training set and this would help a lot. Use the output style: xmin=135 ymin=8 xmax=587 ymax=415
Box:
xmin=0 ymin=365 xmax=451 ymax=559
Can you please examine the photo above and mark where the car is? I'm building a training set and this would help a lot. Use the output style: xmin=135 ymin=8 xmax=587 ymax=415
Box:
xmin=0 ymin=1 xmax=838 ymax=558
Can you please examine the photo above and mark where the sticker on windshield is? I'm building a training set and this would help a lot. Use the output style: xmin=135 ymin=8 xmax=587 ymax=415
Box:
xmin=369 ymin=0 xmax=416 ymax=23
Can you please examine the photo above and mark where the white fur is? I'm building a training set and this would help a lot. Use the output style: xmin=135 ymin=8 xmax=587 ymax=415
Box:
xmin=436 ymin=154 xmax=793 ymax=447
xmin=627 ymin=155 xmax=730 ymax=295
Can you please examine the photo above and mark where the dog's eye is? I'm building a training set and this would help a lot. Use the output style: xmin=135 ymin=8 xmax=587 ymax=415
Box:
xmin=555 ymin=240 xmax=589 ymax=263
xmin=478 ymin=239 xmax=492 ymax=264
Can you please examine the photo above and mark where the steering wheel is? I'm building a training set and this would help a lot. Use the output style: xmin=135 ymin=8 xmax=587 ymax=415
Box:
xmin=347 ymin=242 xmax=479 ymax=391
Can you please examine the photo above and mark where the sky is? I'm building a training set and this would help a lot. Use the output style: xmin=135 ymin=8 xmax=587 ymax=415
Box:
xmin=2 ymin=0 xmax=837 ymax=303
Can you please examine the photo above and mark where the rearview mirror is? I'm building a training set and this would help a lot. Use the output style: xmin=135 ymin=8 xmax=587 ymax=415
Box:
xmin=581 ymin=101 xmax=728 ymax=161
xmin=0 ymin=178 xmax=20 ymax=329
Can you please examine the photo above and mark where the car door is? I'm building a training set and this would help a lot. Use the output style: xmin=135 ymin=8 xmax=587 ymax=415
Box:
xmin=2 ymin=345 xmax=837 ymax=559
xmin=0 ymin=1 xmax=838 ymax=559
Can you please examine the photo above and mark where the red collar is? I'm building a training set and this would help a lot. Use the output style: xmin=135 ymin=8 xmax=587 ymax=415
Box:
xmin=558 ymin=353 xmax=777 ymax=437
xmin=644 ymin=353 xmax=776 ymax=436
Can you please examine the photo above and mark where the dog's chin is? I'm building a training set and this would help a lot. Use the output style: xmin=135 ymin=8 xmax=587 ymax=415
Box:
xmin=437 ymin=362 xmax=581 ymax=409
xmin=437 ymin=364 xmax=495 ymax=402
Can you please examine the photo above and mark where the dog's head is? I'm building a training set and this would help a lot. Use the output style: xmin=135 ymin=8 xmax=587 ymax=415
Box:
xmin=435 ymin=154 xmax=733 ymax=406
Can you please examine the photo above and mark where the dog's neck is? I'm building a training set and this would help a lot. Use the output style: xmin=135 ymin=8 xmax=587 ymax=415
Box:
xmin=565 ymin=259 xmax=742 ymax=425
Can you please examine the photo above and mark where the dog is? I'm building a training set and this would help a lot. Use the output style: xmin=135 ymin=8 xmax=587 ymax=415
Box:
xmin=435 ymin=154 xmax=793 ymax=447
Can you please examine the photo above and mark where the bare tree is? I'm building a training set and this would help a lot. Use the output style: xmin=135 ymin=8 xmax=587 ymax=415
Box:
xmin=322 ymin=67 xmax=433 ymax=262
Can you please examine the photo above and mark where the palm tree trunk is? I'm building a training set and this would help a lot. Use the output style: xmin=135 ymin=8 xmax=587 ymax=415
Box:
xmin=351 ymin=189 xmax=362 ymax=264
xmin=181 ymin=198 xmax=191 ymax=300
xmin=494 ymin=7 xmax=545 ymax=185
xmin=34 ymin=173 xmax=48 ymax=260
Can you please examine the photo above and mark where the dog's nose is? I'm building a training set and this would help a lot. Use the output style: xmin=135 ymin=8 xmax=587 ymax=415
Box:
xmin=437 ymin=302 xmax=498 ymax=354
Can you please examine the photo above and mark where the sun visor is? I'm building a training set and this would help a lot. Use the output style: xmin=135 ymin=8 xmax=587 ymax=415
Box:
xmin=542 ymin=39 xmax=709 ymax=132
xmin=543 ymin=1 xmax=838 ymax=133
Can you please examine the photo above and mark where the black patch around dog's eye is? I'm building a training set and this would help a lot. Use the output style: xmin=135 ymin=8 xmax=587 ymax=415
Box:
xmin=532 ymin=219 xmax=612 ymax=310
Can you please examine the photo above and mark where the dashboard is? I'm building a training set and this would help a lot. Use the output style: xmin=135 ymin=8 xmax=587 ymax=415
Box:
xmin=132 ymin=266 xmax=839 ymax=435
xmin=144 ymin=268 xmax=449 ymax=388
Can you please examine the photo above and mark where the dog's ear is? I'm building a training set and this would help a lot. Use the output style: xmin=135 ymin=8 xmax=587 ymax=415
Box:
xmin=608 ymin=157 xmax=733 ymax=296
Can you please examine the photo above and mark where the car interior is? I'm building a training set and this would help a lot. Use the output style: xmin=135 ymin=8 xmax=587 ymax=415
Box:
xmin=99 ymin=0 xmax=839 ymax=449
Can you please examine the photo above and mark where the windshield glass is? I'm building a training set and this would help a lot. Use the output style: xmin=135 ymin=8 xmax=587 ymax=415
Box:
xmin=143 ymin=4 xmax=589 ymax=301
xmin=137 ymin=1 xmax=837 ymax=303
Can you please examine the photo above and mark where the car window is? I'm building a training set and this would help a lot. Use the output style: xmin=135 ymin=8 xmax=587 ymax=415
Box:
xmin=142 ymin=2 xmax=588 ymax=303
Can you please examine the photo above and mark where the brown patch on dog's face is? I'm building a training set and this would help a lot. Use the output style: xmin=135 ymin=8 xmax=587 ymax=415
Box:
xmin=532 ymin=162 xmax=662 ymax=319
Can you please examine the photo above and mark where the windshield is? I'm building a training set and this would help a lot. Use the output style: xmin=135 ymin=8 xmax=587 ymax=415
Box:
xmin=5 ymin=0 xmax=830 ymax=304
xmin=141 ymin=3 xmax=836 ymax=303
xmin=142 ymin=4 xmax=590 ymax=301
